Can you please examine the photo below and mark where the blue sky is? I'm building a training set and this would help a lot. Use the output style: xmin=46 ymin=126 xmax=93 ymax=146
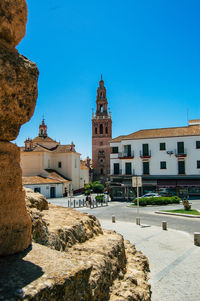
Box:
xmin=15 ymin=0 xmax=200 ymax=158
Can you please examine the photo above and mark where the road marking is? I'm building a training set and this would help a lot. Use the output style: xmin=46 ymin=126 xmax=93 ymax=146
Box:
xmin=150 ymin=246 xmax=196 ymax=285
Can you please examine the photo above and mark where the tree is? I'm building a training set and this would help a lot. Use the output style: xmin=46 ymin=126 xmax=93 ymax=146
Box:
xmin=92 ymin=181 xmax=104 ymax=194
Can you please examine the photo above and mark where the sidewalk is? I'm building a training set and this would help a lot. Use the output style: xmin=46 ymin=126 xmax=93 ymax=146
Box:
xmin=99 ymin=219 xmax=200 ymax=301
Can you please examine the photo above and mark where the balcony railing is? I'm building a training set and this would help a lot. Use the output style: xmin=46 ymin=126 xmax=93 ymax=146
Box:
xmin=112 ymin=169 xmax=122 ymax=175
xmin=118 ymin=151 xmax=134 ymax=159
xmin=124 ymin=169 xmax=135 ymax=176
xmin=111 ymin=169 xmax=135 ymax=176
xmin=175 ymin=149 xmax=187 ymax=157
xmin=140 ymin=150 xmax=151 ymax=158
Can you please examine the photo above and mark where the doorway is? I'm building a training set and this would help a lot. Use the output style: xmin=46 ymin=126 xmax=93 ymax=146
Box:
xmin=50 ymin=187 xmax=56 ymax=198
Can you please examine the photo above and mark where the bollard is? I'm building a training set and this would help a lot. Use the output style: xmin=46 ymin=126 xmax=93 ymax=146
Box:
xmin=194 ymin=232 xmax=200 ymax=246
xmin=112 ymin=215 xmax=116 ymax=223
xmin=162 ymin=221 xmax=167 ymax=230
xmin=136 ymin=217 xmax=140 ymax=225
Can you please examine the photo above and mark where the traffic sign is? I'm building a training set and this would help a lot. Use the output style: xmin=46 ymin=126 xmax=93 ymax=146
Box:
xmin=132 ymin=176 xmax=142 ymax=187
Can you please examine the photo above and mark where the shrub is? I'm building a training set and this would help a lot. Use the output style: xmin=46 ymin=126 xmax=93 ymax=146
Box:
xmin=95 ymin=195 xmax=104 ymax=201
xmin=182 ymin=199 xmax=191 ymax=210
xmin=133 ymin=196 xmax=181 ymax=206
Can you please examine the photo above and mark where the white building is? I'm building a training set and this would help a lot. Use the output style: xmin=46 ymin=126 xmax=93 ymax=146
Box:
xmin=110 ymin=120 xmax=200 ymax=199
xmin=20 ymin=120 xmax=89 ymax=198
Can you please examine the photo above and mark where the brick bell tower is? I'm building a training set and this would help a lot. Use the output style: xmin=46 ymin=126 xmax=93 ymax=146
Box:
xmin=92 ymin=75 xmax=112 ymax=182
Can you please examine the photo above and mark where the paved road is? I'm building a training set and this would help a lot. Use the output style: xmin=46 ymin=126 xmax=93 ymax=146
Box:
xmin=50 ymin=198 xmax=200 ymax=234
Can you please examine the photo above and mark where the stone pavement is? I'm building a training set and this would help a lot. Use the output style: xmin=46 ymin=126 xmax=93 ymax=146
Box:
xmin=99 ymin=219 xmax=200 ymax=301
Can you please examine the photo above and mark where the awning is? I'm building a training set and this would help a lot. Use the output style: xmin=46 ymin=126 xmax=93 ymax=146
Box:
xmin=157 ymin=179 xmax=176 ymax=188
xmin=177 ymin=179 xmax=200 ymax=187
xmin=157 ymin=179 xmax=200 ymax=188
xmin=142 ymin=180 xmax=157 ymax=186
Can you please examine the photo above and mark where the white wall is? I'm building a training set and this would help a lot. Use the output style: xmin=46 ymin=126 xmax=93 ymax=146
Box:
xmin=21 ymin=149 xmax=81 ymax=190
xmin=80 ymin=168 xmax=89 ymax=188
xmin=21 ymin=152 xmax=44 ymax=176
xmin=110 ymin=135 xmax=200 ymax=176
xmin=24 ymin=183 xmax=63 ymax=198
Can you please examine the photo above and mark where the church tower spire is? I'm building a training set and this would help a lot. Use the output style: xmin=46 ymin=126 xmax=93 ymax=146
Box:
xmin=92 ymin=76 xmax=112 ymax=182
xmin=39 ymin=118 xmax=47 ymax=137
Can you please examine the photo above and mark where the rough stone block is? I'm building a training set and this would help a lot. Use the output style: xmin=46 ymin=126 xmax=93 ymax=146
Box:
xmin=0 ymin=0 xmax=27 ymax=47
xmin=0 ymin=243 xmax=92 ymax=300
xmin=194 ymin=232 xmax=200 ymax=246
xmin=0 ymin=48 xmax=39 ymax=140
xmin=0 ymin=141 xmax=32 ymax=255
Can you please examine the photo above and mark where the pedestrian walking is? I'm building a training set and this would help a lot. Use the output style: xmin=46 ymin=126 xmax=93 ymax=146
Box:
xmin=86 ymin=195 xmax=89 ymax=207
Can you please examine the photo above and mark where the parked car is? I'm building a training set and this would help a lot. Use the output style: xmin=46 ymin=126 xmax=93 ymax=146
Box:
xmin=139 ymin=193 xmax=161 ymax=198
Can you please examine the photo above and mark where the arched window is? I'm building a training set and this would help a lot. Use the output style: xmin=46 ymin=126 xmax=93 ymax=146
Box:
xmin=105 ymin=127 xmax=108 ymax=134
xmin=95 ymin=127 xmax=97 ymax=134
xmin=100 ymin=124 xmax=103 ymax=134
xmin=100 ymin=105 xmax=103 ymax=112
xmin=101 ymin=168 xmax=104 ymax=175
xmin=41 ymin=129 xmax=43 ymax=135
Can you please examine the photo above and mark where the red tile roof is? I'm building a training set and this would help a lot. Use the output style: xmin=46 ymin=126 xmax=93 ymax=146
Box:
xmin=111 ymin=124 xmax=200 ymax=142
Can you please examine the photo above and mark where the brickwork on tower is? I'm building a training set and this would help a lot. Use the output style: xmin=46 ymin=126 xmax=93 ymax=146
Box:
xmin=92 ymin=76 xmax=112 ymax=182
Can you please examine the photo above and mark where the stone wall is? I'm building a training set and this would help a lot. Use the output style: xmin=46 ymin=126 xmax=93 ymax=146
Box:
xmin=0 ymin=0 xmax=39 ymax=255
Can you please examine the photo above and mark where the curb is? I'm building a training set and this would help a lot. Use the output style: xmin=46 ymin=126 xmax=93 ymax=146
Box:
xmin=155 ymin=211 xmax=200 ymax=218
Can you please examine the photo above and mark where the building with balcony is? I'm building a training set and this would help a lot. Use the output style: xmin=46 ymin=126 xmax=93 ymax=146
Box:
xmin=110 ymin=119 xmax=200 ymax=200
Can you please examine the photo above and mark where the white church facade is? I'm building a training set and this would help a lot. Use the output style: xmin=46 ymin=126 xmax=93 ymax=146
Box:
xmin=20 ymin=120 xmax=89 ymax=198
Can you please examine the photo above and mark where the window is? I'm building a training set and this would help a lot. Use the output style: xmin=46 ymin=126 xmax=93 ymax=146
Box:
xmin=177 ymin=142 xmax=184 ymax=154
xmin=112 ymin=147 xmax=119 ymax=153
xmin=34 ymin=187 xmax=41 ymax=193
xmin=160 ymin=143 xmax=166 ymax=151
xmin=114 ymin=163 xmax=120 ymax=174
xmin=125 ymin=162 xmax=132 ymax=175
xmin=100 ymin=141 xmax=103 ymax=146
xmin=160 ymin=161 xmax=167 ymax=169
xmin=100 ymin=168 xmax=104 ymax=175
xmin=58 ymin=161 xmax=62 ymax=168
xmin=142 ymin=144 xmax=149 ymax=156
xmin=95 ymin=127 xmax=97 ymax=134
xmin=178 ymin=160 xmax=185 ymax=174
xmin=197 ymin=161 xmax=200 ymax=168
xmin=196 ymin=141 xmax=200 ymax=149
xmin=143 ymin=161 xmax=149 ymax=175
xmin=124 ymin=145 xmax=131 ymax=156
xmin=100 ymin=105 xmax=103 ymax=112
xmin=105 ymin=127 xmax=108 ymax=134
xmin=100 ymin=124 xmax=103 ymax=134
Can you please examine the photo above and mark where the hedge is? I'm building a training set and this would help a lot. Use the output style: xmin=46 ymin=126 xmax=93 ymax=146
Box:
xmin=133 ymin=196 xmax=181 ymax=206
xmin=95 ymin=195 xmax=104 ymax=201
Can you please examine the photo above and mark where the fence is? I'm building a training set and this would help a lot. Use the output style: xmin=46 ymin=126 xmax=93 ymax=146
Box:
xmin=66 ymin=197 xmax=108 ymax=209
